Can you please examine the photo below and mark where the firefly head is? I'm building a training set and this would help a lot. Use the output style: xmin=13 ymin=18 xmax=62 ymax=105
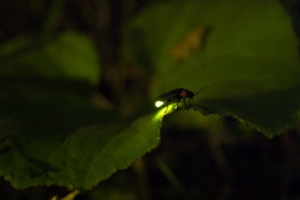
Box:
xmin=186 ymin=91 xmax=195 ymax=98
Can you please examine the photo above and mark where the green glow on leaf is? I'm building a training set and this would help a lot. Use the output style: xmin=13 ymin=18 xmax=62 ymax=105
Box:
xmin=154 ymin=104 xmax=176 ymax=120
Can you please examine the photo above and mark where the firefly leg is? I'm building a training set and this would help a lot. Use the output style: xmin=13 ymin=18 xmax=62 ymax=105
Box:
xmin=183 ymin=98 xmax=187 ymax=106
xmin=183 ymin=98 xmax=190 ymax=111
xmin=176 ymin=99 xmax=182 ymax=113
xmin=164 ymin=103 xmax=169 ymax=113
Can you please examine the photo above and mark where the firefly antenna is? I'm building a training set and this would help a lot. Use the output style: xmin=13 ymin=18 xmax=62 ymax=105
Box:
xmin=194 ymin=86 xmax=210 ymax=96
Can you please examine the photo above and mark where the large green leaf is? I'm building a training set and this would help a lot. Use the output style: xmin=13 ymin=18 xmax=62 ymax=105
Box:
xmin=0 ymin=79 xmax=162 ymax=190
xmin=123 ymin=0 xmax=300 ymax=137
xmin=0 ymin=31 xmax=162 ymax=190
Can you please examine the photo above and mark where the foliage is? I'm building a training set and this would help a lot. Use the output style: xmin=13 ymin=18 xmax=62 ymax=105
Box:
xmin=124 ymin=0 xmax=300 ymax=136
xmin=0 ymin=0 xmax=299 ymax=193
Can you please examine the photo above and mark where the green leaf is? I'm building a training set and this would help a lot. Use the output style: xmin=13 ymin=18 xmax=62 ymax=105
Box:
xmin=124 ymin=0 xmax=300 ymax=137
xmin=0 ymin=31 xmax=100 ymax=85
xmin=0 ymin=79 xmax=162 ymax=190
xmin=0 ymin=31 xmax=162 ymax=190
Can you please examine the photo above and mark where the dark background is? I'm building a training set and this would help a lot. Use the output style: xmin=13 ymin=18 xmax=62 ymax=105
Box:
xmin=1 ymin=0 xmax=300 ymax=199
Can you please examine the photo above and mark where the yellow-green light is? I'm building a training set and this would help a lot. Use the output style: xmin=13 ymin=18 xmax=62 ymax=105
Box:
xmin=155 ymin=101 xmax=164 ymax=108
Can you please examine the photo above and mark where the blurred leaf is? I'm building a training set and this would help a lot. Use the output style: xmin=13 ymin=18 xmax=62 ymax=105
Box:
xmin=0 ymin=31 xmax=100 ymax=85
xmin=170 ymin=26 xmax=207 ymax=61
xmin=124 ymin=0 xmax=300 ymax=137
